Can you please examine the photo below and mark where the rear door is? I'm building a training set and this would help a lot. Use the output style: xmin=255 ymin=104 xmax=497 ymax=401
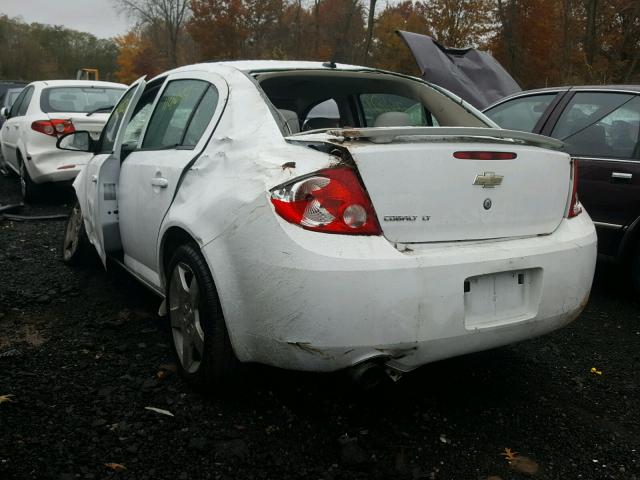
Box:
xmin=117 ymin=71 xmax=228 ymax=284
xmin=547 ymin=91 xmax=640 ymax=256
xmin=87 ymin=78 xmax=146 ymax=264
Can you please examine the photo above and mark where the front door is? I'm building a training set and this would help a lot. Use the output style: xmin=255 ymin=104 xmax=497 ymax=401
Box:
xmin=87 ymin=77 xmax=146 ymax=264
xmin=117 ymin=72 xmax=228 ymax=286
xmin=548 ymin=91 xmax=640 ymax=256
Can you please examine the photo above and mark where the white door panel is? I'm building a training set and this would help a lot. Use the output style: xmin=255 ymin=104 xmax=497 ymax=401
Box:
xmin=90 ymin=77 xmax=147 ymax=265
xmin=118 ymin=71 xmax=228 ymax=281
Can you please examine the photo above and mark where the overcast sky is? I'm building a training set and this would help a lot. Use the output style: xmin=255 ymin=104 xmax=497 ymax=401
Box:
xmin=1 ymin=0 xmax=132 ymax=39
xmin=1 ymin=0 xmax=401 ymax=39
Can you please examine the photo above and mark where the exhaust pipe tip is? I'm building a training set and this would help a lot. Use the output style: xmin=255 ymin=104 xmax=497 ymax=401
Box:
xmin=348 ymin=361 xmax=387 ymax=390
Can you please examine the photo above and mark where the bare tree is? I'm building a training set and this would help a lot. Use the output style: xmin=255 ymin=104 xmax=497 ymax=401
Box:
xmin=115 ymin=0 xmax=190 ymax=67
xmin=363 ymin=0 xmax=377 ymax=63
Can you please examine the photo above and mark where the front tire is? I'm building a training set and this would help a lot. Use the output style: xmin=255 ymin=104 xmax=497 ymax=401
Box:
xmin=62 ymin=201 xmax=94 ymax=265
xmin=167 ymin=244 xmax=238 ymax=390
xmin=19 ymin=157 xmax=43 ymax=203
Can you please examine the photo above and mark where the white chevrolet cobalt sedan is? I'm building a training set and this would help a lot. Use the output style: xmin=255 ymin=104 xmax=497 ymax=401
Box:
xmin=57 ymin=61 xmax=597 ymax=389
xmin=0 ymin=80 xmax=126 ymax=201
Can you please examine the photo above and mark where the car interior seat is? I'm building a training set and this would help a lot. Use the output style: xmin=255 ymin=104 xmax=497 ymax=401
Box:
xmin=374 ymin=112 xmax=413 ymax=127
xmin=278 ymin=109 xmax=300 ymax=134
xmin=302 ymin=117 xmax=340 ymax=131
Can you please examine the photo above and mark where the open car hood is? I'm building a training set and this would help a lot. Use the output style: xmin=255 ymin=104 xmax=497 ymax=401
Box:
xmin=398 ymin=30 xmax=521 ymax=110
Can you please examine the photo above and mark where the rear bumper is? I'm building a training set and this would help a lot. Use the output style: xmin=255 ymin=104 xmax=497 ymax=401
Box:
xmin=25 ymin=148 xmax=90 ymax=184
xmin=203 ymin=212 xmax=597 ymax=373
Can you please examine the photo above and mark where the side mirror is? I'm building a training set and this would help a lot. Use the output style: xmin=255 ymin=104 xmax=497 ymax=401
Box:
xmin=56 ymin=131 xmax=95 ymax=153
xmin=0 ymin=107 xmax=7 ymax=119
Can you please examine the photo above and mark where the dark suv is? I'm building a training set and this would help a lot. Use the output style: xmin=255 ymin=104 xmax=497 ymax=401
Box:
xmin=484 ymin=86 xmax=640 ymax=289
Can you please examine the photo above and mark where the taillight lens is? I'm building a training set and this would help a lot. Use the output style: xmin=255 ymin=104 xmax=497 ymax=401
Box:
xmin=567 ymin=159 xmax=582 ymax=218
xmin=270 ymin=167 xmax=381 ymax=235
xmin=31 ymin=119 xmax=75 ymax=137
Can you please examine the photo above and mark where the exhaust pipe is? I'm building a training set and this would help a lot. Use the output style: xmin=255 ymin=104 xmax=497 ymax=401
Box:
xmin=348 ymin=361 xmax=387 ymax=389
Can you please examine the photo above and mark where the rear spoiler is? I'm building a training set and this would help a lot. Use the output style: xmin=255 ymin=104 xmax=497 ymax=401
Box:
xmin=288 ymin=127 xmax=564 ymax=150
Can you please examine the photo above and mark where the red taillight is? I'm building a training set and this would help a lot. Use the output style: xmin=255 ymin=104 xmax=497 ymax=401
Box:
xmin=567 ymin=159 xmax=582 ymax=218
xmin=454 ymin=151 xmax=517 ymax=160
xmin=31 ymin=119 xmax=75 ymax=137
xmin=270 ymin=167 xmax=381 ymax=235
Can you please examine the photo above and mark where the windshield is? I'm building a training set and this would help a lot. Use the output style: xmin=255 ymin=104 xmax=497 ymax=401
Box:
xmin=40 ymin=86 xmax=125 ymax=114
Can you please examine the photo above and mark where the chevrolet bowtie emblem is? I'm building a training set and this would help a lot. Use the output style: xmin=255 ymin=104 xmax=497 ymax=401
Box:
xmin=473 ymin=172 xmax=504 ymax=188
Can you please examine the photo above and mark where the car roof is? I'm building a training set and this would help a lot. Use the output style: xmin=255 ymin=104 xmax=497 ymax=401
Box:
xmin=159 ymin=60 xmax=380 ymax=80
xmin=28 ymin=80 xmax=127 ymax=89
xmin=486 ymin=84 xmax=640 ymax=109
xmin=218 ymin=60 xmax=375 ymax=73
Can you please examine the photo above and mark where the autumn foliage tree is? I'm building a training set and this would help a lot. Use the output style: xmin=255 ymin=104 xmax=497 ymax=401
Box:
xmin=107 ymin=0 xmax=640 ymax=88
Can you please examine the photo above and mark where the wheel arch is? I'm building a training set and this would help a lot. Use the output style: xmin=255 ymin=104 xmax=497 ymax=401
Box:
xmin=159 ymin=226 xmax=200 ymax=288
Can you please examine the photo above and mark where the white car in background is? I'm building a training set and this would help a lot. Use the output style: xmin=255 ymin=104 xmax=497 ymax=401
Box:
xmin=0 ymin=80 xmax=126 ymax=201
xmin=58 ymin=61 xmax=596 ymax=390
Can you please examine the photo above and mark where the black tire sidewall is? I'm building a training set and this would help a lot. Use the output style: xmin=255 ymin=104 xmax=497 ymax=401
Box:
xmin=20 ymin=158 xmax=40 ymax=203
xmin=61 ymin=201 xmax=92 ymax=266
xmin=166 ymin=244 xmax=238 ymax=390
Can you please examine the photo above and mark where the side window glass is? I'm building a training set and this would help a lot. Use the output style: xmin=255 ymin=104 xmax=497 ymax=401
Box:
xmin=484 ymin=94 xmax=556 ymax=132
xmin=121 ymin=83 xmax=164 ymax=147
xmin=9 ymin=89 xmax=28 ymax=117
xmin=17 ymin=87 xmax=34 ymax=116
xmin=98 ymin=87 xmax=137 ymax=153
xmin=302 ymin=99 xmax=340 ymax=131
xmin=552 ymin=93 xmax=640 ymax=159
xmin=142 ymin=80 xmax=208 ymax=149
xmin=360 ymin=93 xmax=430 ymax=127
xmin=182 ymin=86 xmax=219 ymax=147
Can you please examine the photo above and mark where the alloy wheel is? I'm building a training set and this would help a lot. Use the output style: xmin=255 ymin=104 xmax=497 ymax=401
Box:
xmin=169 ymin=262 xmax=204 ymax=374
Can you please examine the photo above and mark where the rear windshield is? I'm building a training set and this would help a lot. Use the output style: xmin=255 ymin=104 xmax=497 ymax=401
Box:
xmin=40 ymin=87 xmax=125 ymax=113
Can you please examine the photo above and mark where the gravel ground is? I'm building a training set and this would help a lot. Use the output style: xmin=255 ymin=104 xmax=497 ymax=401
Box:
xmin=0 ymin=172 xmax=639 ymax=480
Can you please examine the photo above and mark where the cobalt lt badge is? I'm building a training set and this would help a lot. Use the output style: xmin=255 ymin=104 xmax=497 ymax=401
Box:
xmin=483 ymin=198 xmax=492 ymax=210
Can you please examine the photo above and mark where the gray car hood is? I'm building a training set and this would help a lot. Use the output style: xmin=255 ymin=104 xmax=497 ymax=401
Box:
xmin=398 ymin=30 xmax=521 ymax=110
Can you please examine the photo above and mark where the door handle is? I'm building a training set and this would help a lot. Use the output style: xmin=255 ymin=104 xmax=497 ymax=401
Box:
xmin=611 ymin=172 xmax=632 ymax=183
xmin=91 ymin=175 xmax=98 ymax=183
xmin=150 ymin=177 xmax=169 ymax=188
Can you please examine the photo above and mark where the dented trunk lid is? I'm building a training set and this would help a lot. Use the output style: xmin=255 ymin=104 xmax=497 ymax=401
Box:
xmin=288 ymin=127 xmax=571 ymax=243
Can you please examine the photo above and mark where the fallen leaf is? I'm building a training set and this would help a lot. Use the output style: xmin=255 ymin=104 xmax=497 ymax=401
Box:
xmin=590 ymin=367 xmax=603 ymax=375
xmin=510 ymin=455 xmax=540 ymax=475
xmin=144 ymin=406 xmax=174 ymax=417
xmin=104 ymin=463 xmax=127 ymax=472
xmin=487 ymin=476 xmax=503 ymax=480
xmin=501 ymin=448 xmax=518 ymax=461
xmin=0 ymin=394 xmax=15 ymax=405
xmin=155 ymin=370 xmax=166 ymax=380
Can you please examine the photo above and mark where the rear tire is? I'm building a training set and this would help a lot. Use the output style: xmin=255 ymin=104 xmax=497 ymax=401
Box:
xmin=61 ymin=201 xmax=94 ymax=266
xmin=167 ymin=244 xmax=239 ymax=391
xmin=19 ymin=156 xmax=43 ymax=203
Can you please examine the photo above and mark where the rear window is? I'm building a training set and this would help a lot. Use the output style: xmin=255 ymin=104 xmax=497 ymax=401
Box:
xmin=40 ymin=87 xmax=125 ymax=113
